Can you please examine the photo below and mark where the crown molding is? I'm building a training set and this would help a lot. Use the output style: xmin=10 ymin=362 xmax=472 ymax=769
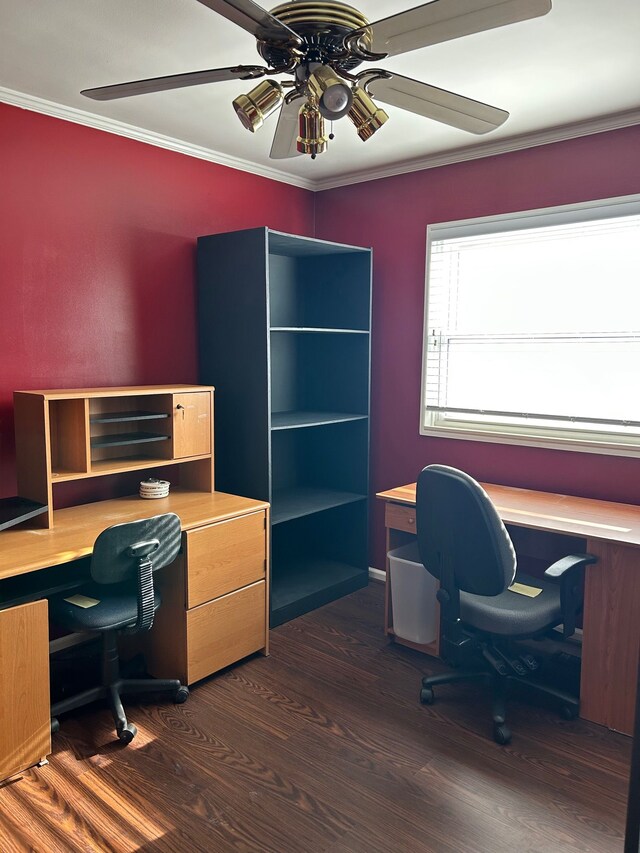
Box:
xmin=313 ymin=108 xmax=640 ymax=191
xmin=2 ymin=86 xmax=639 ymax=194
xmin=0 ymin=86 xmax=316 ymax=192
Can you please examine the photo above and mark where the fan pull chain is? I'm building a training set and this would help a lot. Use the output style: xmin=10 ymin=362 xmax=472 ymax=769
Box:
xmin=329 ymin=121 xmax=335 ymax=141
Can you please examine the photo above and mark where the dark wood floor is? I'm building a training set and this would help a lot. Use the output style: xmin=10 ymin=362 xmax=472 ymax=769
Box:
xmin=0 ymin=582 xmax=631 ymax=852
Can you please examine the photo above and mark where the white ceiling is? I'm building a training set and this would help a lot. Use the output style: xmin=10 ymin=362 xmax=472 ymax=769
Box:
xmin=2 ymin=0 xmax=639 ymax=190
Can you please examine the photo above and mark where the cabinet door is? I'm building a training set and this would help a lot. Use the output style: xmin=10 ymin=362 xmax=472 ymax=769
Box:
xmin=173 ymin=392 xmax=212 ymax=458
xmin=0 ymin=600 xmax=51 ymax=781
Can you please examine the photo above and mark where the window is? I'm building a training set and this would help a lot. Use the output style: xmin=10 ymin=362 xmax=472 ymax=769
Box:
xmin=420 ymin=195 xmax=640 ymax=456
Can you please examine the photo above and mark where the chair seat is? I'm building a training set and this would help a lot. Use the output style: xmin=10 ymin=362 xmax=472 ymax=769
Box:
xmin=49 ymin=582 xmax=161 ymax=632
xmin=460 ymin=573 xmax=562 ymax=637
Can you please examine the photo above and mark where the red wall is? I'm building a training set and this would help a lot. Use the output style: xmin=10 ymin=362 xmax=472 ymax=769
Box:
xmin=2 ymin=102 xmax=639 ymax=569
xmin=315 ymin=126 xmax=640 ymax=568
xmin=0 ymin=103 xmax=314 ymax=498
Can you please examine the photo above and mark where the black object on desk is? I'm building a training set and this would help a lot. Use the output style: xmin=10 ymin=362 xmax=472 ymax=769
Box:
xmin=0 ymin=496 xmax=48 ymax=531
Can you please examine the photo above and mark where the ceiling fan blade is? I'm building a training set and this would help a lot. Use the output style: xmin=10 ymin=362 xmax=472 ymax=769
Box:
xmin=350 ymin=0 xmax=552 ymax=58
xmin=195 ymin=0 xmax=303 ymax=46
xmin=270 ymin=97 xmax=303 ymax=159
xmin=81 ymin=65 xmax=268 ymax=101
xmin=367 ymin=73 xmax=508 ymax=134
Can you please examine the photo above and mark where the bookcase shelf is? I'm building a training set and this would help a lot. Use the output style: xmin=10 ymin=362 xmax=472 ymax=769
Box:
xmin=271 ymin=411 xmax=368 ymax=430
xmin=270 ymin=501 xmax=368 ymax=625
xmin=270 ymin=327 xmax=369 ymax=334
xmin=270 ymin=557 xmax=365 ymax=626
xmin=272 ymin=487 xmax=366 ymax=525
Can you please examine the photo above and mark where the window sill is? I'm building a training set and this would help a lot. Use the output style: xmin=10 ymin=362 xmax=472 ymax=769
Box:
xmin=419 ymin=423 xmax=640 ymax=458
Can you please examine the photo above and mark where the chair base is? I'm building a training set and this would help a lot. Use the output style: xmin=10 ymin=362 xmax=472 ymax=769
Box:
xmin=420 ymin=664 xmax=579 ymax=745
xmin=51 ymin=630 xmax=189 ymax=744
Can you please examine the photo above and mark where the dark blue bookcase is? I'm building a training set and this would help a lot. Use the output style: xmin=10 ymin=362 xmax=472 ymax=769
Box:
xmin=197 ymin=227 xmax=372 ymax=626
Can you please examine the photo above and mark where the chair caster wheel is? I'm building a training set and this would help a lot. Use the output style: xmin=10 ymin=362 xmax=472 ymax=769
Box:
xmin=174 ymin=686 xmax=189 ymax=704
xmin=493 ymin=723 xmax=511 ymax=745
xmin=420 ymin=687 xmax=434 ymax=705
xmin=560 ymin=705 xmax=578 ymax=720
xmin=117 ymin=723 xmax=137 ymax=744
xmin=51 ymin=718 xmax=60 ymax=734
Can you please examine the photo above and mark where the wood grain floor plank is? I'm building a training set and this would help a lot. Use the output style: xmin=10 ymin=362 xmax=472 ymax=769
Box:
xmin=76 ymin=700 xmax=355 ymax=853
xmin=134 ymin=701 xmax=357 ymax=847
xmin=237 ymin=640 xmax=629 ymax=815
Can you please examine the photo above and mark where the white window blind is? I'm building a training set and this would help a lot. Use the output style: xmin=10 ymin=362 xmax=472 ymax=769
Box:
xmin=421 ymin=195 xmax=640 ymax=455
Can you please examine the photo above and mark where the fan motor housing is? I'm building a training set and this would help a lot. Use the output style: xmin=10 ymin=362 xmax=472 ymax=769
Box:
xmin=262 ymin=1 xmax=370 ymax=72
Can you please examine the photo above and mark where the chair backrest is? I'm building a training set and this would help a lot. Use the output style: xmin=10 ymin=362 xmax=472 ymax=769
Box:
xmin=416 ymin=465 xmax=516 ymax=596
xmin=90 ymin=513 xmax=182 ymax=585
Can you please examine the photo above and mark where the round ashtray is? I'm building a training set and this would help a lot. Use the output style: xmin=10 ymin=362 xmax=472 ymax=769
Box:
xmin=139 ymin=478 xmax=170 ymax=499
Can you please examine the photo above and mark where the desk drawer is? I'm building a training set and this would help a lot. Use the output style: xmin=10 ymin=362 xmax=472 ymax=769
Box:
xmin=186 ymin=511 xmax=266 ymax=608
xmin=186 ymin=581 xmax=266 ymax=684
xmin=385 ymin=503 xmax=416 ymax=534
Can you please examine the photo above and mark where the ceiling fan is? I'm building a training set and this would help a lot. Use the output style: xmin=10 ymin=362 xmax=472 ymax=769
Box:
xmin=81 ymin=0 xmax=552 ymax=159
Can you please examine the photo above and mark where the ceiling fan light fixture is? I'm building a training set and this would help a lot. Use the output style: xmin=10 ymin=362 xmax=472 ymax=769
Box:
xmin=348 ymin=87 xmax=389 ymax=141
xmin=307 ymin=66 xmax=353 ymax=120
xmin=81 ymin=0 xmax=551 ymax=160
xmin=233 ymin=79 xmax=284 ymax=132
xmin=296 ymin=101 xmax=328 ymax=158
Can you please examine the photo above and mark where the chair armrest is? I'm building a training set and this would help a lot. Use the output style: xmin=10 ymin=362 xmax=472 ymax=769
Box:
xmin=544 ymin=553 xmax=597 ymax=638
xmin=544 ymin=553 xmax=597 ymax=580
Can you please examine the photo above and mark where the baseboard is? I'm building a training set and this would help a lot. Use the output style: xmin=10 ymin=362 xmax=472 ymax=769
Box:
xmin=369 ymin=567 xmax=386 ymax=582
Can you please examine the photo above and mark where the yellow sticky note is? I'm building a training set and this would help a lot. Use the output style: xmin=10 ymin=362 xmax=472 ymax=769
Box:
xmin=64 ymin=594 xmax=101 ymax=608
xmin=508 ymin=582 xmax=543 ymax=598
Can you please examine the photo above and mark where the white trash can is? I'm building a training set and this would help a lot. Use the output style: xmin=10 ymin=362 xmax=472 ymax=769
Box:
xmin=388 ymin=541 xmax=438 ymax=645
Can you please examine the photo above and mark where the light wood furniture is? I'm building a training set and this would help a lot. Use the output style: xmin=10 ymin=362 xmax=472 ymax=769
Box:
xmin=197 ymin=228 xmax=372 ymax=626
xmin=14 ymin=385 xmax=215 ymax=528
xmin=0 ymin=600 xmax=50 ymax=781
xmin=139 ymin=498 xmax=270 ymax=686
xmin=0 ymin=488 xmax=270 ymax=781
xmin=379 ymin=493 xmax=441 ymax=659
xmin=2 ymin=384 xmax=266 ymax=780
xmin=377 ymin=481 xmax=640 ymax=735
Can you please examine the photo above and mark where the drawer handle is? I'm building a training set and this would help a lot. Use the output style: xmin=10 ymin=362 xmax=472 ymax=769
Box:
xmin=408 ymin=516 xmax=415 ymax=525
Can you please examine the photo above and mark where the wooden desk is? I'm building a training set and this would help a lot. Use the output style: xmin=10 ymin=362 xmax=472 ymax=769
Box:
xmin=0 ymin=488 xmax=270 ymax=781
xmin=377 ymin=481 xmax=640 ymax=735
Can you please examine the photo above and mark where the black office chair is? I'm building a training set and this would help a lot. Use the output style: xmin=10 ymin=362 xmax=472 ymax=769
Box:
xmin=416 ymin=465 xmax=596 ymax=744
xmin=49 ymin=512 xmax=189 ymax=744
